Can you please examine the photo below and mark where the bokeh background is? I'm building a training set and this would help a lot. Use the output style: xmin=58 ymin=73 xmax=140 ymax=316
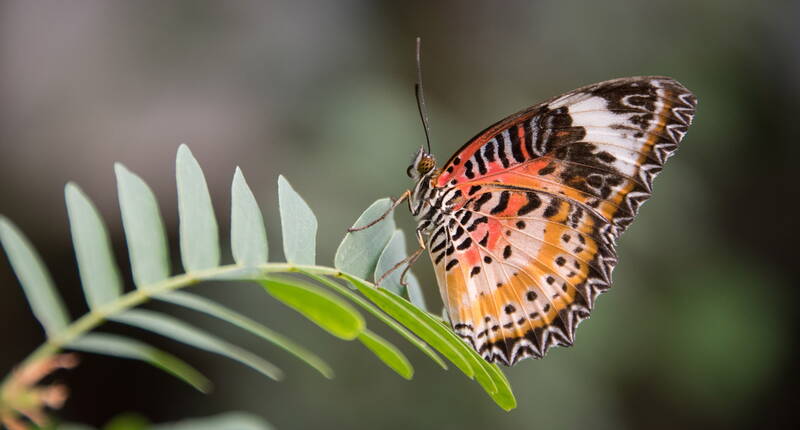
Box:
xmin=1 ymin=1 xmax=797 ymax=429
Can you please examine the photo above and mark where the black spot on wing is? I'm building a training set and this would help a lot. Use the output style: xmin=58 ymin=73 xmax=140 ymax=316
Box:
xmin=474 ymin=153 xmax=487 ymax=175
xmin=484 ymin=140 xmax=496 ymax=162
xmin=473 ymin=193 xmax=492 ymax=211
xmin=518 ymin=193 xmax=542 ymax=215
xmin=456 ymin=237 xmax=473 ymax=251
xmin=490 ymin=191 xmax=510 ymax=214
xmin=464 ymin=160 xmax=475 ymax=179
xmin=508 ymin=126 xmax=525 ymax=162
xmin=496 ymin=133 xmax=510 ymax=167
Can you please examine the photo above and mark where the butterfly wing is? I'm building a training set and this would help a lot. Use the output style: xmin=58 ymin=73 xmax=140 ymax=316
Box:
xmin=435 ymin=76 xmax=696 ymax=233
xmin=429 ymin=186 xmax=616 ymax=364
xmin=429 ymin=76 xmax=696 ymax=364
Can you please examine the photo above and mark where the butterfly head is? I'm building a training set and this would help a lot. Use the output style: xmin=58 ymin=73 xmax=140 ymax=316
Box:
xmin=407 ymin=147 xmax=436 ymax=181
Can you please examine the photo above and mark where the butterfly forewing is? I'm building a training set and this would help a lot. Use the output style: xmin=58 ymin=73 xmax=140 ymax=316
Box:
xmin=436 ymin=76 xmax=696 ymax=233
xmin=426 ymin=76 xmax=696 ymax=365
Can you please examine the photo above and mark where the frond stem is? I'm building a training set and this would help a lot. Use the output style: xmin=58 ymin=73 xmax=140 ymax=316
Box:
xmin=0 ymin=263 xmax=345 ymax=393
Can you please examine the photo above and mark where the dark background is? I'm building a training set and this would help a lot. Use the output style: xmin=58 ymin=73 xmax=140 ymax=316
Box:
xmin=1 ymin=1 xmax=797 ymax=429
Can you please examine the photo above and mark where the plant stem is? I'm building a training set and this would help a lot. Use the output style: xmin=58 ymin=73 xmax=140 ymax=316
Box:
xmin=0 ymin=263 xmax=341 ymax=393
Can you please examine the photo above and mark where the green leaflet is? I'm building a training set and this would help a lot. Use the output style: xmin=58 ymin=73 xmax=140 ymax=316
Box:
xmin=342 ymin=274 xmax=517 ymax=410
xmin=261 ymin=277 xmax=364 ymax=340
xmin=373 ymin=229 xmax=428 ymax=310
xmin=65 ymin=183 xmax=123 ymax=309
xmin=67 ymin=332 xmax=211 ymax=393
xmin=156 ymin=291 xmax=333 ymax=378
xmin=231 ymin=167 xmax=268 ymax=266
xmin=0 ymin=216 xmax=70 ymax=337
xmin=404 ymin=271 xmax=427 ymax=311
xmin=299 ymin=271 xmax=447 ymax=370
xmin=112 ymin=309 xmax=283 ymax=381
xmin=343 ymin=274 xmax=474 ymax=378
xmin=335 ymin=198 xmax=396 ymax=279
xmin=277 ymin=175 xmax=317 ymax=265
xmin=358 ymin=329 xmax=414 ymax=380
xmin=115 ymin=163 xmax=171 ymax=287
xmin=374 ymin=229 xmax=409 ymax=295
xmin=176 ymin=144 xmax=220 ymax=271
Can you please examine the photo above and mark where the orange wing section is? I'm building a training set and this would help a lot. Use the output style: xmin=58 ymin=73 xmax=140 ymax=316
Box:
xmin=428 ymin=187 xmax=617 ymax=364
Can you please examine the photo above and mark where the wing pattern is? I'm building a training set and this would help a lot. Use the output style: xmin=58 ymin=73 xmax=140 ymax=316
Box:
xmin=428 ymin=187 xmax=617 ymax=364
xmin=426 ymin=77 xmax=696 ymax=364
xmin=435 ymin=76 xmax=697 ymax=233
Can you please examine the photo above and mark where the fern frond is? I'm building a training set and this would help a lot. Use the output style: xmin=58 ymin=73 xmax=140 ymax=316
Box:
xmin=0 ymin=143 xmax=516 ymax=424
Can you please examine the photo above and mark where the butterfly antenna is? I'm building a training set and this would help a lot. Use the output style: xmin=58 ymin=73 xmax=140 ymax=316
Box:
xmin=415 ymin=37 xmax=432 ymax=154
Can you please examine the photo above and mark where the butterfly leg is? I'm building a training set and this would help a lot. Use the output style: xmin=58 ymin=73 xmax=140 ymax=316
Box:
xmin=376 ymin=227 xmax=426 ymax=287
xmin=346 ymin=190 xmax=411 ymax=233
xmin=398 ymin=228 xmax=427 ymax=287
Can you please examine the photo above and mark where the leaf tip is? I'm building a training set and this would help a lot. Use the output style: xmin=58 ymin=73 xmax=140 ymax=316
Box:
xmin=64 ymin=181 xmax=83 ymax=199
xmin=277 ymin=174 xmax=289 ymax=190
xmin=114 ymin=163 xmax=139 ymax=183
xmin=176 ymin=144 xmax=197 ymax=165
xmin=197 ymin=379 xmax=214 ymax=394
xmin=232 ymin=166 xmax=246 ymax=186
xmin=500 ymin=398 xmax=517 ymax=411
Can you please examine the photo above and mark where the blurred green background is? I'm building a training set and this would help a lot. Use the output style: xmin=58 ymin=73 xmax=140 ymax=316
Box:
xmin=1 ymin=1 xmax=797 ymax=429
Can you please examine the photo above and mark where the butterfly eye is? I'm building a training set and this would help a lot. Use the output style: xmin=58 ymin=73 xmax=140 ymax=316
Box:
xmin=417 ymin=155 xmax=435 ymax=174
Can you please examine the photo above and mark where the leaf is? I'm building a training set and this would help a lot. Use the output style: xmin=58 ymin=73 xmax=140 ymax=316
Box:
xmin=115 ymin=163 xmax=171 ymax=287
xmin=373 ymin=229 xmax=406 ymax=295
xmin=65 ymin=183 xmax=123 ymax=309
xmin=334 ymin=198 xmax=396 ymax=279
xmin=300 ymin=271 xmax=447 ymax=370
xmin=373 ymin=229 xmax=427 ymax=310
xmin=151 ymin=412 xmax=272 ymax=430
xmin=358 ymin=329 xmax=413 ymax=380
xmin=277 ymin=175 xmax=317 ymax=265
xmin=341 ymin=274 xmax=474 ymax=378
xmin=67 ymin=333 xmax=211 ymax=393
xmin=343 ymin=274 xmax=517 ymax=408
xmin=0 ymin=217 xmax=70 ymax=337
xmin=156 ymin=291 xmax=333 ymax=378
xmin=231 ymin=167 xmax=268 ymax=266
xmin=477 ymin=357 xmax=517 ymax=411
xmin=111 ymin=309 xmax=283 ymax=380
xmin=405 ymin=271 xmax=427 ymax=311
xmin=260 ymin=277 xmax=364 ymax=340
xmin=375 ymin=229 xmax=427 ymax=300
xmin=176 ymin=144 xmax=220 ymax=272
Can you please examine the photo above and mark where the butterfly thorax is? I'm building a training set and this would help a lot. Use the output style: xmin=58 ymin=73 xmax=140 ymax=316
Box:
xmin=409 ymin=172 xmax=448 ymax=222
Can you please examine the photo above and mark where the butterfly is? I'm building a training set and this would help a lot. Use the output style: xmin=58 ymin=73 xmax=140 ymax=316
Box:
xmin=355 ymin=75 xmax=696 ymax=366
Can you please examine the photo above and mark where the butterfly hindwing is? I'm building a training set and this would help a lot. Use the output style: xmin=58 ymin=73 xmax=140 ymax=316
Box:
xmin=429 ymin=186 xmax=617 ymax=364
